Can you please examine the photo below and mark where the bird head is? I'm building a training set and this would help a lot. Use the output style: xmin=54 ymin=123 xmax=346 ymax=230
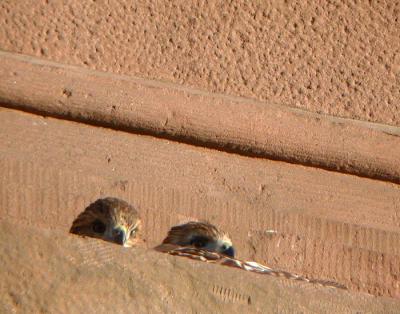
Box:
xmin=70 ymin=197 xmax=141 ymax=247
xmin=162 ymin=221 xmax=235 ymax=257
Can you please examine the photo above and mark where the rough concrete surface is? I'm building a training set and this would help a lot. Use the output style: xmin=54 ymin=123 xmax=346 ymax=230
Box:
xmin=0 ymin=1 xmax=399 ymax=312
xmin=0 ymin=0 xmax=399 ymax=126
xmin=2 ymin=220 xmax=399 ymax=314
xmin=1 ymin=108 xmax=400 ymax=304
xmin=1 ymin=51 xmax=399 ymax=185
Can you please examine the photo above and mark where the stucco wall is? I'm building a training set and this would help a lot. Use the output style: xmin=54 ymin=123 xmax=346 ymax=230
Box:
xmin=1 ymin=0 xmax=399 ymax=126
xmin=1 ymin=2 xmax=400 ymax=308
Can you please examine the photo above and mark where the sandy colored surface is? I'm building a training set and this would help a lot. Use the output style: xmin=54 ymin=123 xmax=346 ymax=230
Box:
xmin=1 ymin=51 xmax=400 ymax=185
xmin=1 ymin=108 xmax=400 ymax=302
xmin=1 ymin=1 xmax=399 ymax=311
xmin=0 ymin=1 xmax=399 ymax=126
xmin=3 ymin=220 xmax=400 ymax=314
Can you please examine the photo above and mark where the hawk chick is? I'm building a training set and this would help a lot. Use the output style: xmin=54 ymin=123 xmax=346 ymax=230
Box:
xmin=70 ymin=197 xmax=141 ymax=247
xmin=161 ymin=221 xmax=235 ymax=257
xmin=158 ymin=221 xmax=346 ymax=289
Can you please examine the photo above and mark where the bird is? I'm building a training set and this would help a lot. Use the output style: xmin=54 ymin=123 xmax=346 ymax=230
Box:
xmin=157 ymin=221 xmax=346 ymax=290
xmin=70 ymin=197 xmax=141 ymax=247
xmin=159 ymin=221 xmax=235 ymax=257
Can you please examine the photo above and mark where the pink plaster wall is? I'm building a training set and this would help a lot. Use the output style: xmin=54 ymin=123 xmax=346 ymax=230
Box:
xmin=0 ymin=1 xmax=399 ymax=126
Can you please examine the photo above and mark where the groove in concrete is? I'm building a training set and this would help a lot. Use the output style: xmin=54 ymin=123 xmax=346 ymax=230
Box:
xmin=0 ymin=51 xmax=399 ymax=184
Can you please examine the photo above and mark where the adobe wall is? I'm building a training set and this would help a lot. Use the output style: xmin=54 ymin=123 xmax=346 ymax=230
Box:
xmin=1 ymin=1 xmax=400 ymax=311
xmin=1 ymin=0 xmax=399 ymax=125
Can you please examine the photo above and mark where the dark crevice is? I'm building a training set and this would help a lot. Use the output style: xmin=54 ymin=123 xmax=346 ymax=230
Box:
xmin=1 ymin=101 xmax=399 ymax=186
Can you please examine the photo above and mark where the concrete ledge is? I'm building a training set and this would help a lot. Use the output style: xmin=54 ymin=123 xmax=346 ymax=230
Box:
xmin=2 ymin=108 xmax=400 ymax=297
xmin=0 ymin=50 xmax=399 ymax=183
xmin=1 ymin=219 xmax=399 ymax=313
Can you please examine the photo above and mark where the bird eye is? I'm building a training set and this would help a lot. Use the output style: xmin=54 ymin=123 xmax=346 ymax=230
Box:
xmin=92 ymin=220 xmax=106 ymax=234
xmin=221 ymin=244 xmax=227 ymax=250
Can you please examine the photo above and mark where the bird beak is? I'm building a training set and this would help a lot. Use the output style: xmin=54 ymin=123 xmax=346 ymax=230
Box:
xmin=223 ymin=246 xmax=235 ymax=258
xmin=112 ymin=226 xmax=127 ymax=246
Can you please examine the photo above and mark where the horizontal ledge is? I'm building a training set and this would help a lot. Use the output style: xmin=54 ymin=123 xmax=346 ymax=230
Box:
xmin=0 ymin=50 xmax=399 ymax=184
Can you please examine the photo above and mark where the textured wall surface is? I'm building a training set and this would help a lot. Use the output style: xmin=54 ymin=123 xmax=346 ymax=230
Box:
xmin=2 ymin=107 xmax=400 ymax=298
xmin=3 ymin=220 xmax=399 ymax=313
xmin=0 ymin=0 xmax=399 ymax=126
xmin=1 ymin=2 xmax=400 ymax=310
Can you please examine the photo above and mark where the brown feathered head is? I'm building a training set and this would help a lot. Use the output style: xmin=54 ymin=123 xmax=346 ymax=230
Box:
xmin=70 ymin=197 xmax=141 ymax=247
xmin=162 ymin=221 xmax=235 ymax=257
